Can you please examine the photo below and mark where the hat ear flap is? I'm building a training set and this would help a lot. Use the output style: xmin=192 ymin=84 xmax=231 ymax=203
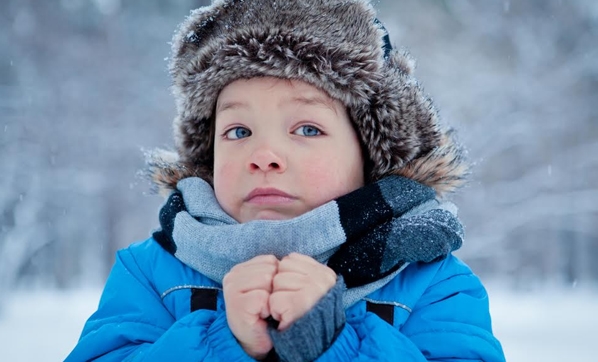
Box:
xmin=355 ymin=50 xmax=441 ymax=181
xmin=386 ymin=48 xmax=416 ymax=75
xmin=174 ymin=115 xmax=213 ymax=168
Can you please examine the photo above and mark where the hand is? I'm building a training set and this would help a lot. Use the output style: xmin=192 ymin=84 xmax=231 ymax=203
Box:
xmin=223 ymin=255 xmax=279 ymax=359
xmin=269 ymin=253 xmax=337 ymax=331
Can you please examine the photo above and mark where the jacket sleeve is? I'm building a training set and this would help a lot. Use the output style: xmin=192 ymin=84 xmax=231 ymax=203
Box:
xmin=316 ymin=258 xmax=506 ymax=361
xmin=65 ymin=248 xmax=254 ymax=362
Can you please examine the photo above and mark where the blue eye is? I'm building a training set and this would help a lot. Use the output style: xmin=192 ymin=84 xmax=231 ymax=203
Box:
xmin=294 ymin=125 xmax=322 ymax=137
xmin=225 ymin=127 xmax=252 ymax=139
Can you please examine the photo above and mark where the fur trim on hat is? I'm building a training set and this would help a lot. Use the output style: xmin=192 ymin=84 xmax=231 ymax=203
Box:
xmin=147 ymin=0 xmax=470 ymax=197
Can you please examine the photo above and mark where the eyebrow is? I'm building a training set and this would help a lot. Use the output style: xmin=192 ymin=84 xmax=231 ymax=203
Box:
xmin=216 ymin=100 xmax=249 ymax=114
xmin=288 ymin=95 xmax=338 ymax=114
xmin=215 ymin=95 xmax=339 ymax=115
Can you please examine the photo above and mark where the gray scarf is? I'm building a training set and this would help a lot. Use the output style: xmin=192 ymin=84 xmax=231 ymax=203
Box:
xmin=153 ymin=176 xmax=463 ymax=307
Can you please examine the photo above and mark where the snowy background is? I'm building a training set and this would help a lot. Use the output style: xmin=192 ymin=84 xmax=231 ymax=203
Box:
xmin=1 ymin=0 xmax=597 ymax=360
xmin=1 ymin=285 xmax=597 ymax=361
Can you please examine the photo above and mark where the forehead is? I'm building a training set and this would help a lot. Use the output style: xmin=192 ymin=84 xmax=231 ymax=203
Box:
xmin=216 ymin=77 xmax=341 ymax=114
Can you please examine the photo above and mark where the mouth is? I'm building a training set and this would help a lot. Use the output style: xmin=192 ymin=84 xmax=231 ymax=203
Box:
xmin=244 ymin=187 xmax=298 ymax=205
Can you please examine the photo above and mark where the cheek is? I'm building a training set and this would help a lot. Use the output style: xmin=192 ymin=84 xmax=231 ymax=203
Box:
xmin=298 ymin=155 xmax=360 ymax=203
xmin=213 ymin=143 xmax=239 ymax=183
xmin=213 ymin=156 xmax=239 ymax=205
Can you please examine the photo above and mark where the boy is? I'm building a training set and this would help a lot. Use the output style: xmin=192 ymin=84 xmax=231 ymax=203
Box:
xmin=67 ymin=0 xmax=505 ymax=361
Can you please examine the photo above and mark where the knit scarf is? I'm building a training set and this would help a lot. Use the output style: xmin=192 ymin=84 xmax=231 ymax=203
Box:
xmin=153 ymin=175 xmax=464 ymax=307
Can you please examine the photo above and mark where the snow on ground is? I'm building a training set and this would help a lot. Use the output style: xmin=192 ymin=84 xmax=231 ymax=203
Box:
xmin=0 ymin=288 xmax=102 ymax=362
xmin=0 ymin=286 xmax=596 ymax=361
xmin=486 ymin=284 xmax=598 ymax=361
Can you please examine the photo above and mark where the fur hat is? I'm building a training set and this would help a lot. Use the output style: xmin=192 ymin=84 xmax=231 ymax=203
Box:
xmin=148 ymin=0 xmax=469 ymax=197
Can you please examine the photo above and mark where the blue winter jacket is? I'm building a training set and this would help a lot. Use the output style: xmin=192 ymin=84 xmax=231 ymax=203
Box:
xmin=66 ymin=238 xmax=505 ymax=361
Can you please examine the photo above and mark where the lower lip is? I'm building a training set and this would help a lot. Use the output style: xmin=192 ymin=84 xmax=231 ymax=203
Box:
xmin=247 ymin=195 xmax=296 ymax=205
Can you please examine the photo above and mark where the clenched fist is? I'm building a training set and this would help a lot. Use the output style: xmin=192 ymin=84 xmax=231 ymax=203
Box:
xmin=269 ymin=253 xmax=337 ymax=331
xmin=224 ymin=253 xmax=337 ymax=358
xmin=223 ymin=255 xmax=279 ymax=359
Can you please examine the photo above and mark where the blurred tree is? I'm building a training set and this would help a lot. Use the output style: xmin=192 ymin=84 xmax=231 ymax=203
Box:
xmin=0 ymin=0 xmax=197 ymax=303
xmin=381 ymin=0 xmax=598 ymax=287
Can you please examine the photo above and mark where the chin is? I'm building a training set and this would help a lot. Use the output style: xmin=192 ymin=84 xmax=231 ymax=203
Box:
xmin=243 ymin=210 xmax=298 ymax=222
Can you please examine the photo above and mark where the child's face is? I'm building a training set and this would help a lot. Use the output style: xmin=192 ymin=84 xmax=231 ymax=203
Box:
xmin=213 ymin=77 xmax=365 ymax=223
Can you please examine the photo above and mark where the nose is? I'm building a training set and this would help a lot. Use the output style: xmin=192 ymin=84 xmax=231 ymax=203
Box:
xmin=248 ymin=145 xmax=287 ymax=173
